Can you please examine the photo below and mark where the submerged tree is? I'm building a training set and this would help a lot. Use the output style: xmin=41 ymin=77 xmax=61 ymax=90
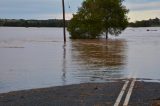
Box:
xmin=67 ymin=0 xmax=129 ymax=39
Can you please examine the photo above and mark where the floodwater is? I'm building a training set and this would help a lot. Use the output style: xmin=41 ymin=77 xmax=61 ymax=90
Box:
xmin=0 ymin=27 xmax=160 ymax=93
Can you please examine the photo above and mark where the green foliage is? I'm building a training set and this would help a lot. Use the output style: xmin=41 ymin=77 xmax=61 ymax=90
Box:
xmin=67 ymin=0 xmax=129 ymax=39
xmin=129 ymin=18 xmax=160 ymax=27
xmin=0 ymin=19 xmax=69 ymax=27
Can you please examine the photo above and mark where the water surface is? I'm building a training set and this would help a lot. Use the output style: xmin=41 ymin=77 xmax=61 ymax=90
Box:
xmin=0 ymin=27 xmax=160 ymax=93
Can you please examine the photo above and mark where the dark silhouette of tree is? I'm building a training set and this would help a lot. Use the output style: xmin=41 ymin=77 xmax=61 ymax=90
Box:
xmin=0 ymin=19 xmax=69 ymax=27
xmin=67 ymin=0 xmax=129 ymax=39
xmin=129 ymin=18 xmax=160 ymax=27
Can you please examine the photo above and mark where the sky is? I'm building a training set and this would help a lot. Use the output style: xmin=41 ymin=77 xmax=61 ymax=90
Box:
xmin=0 ymin=0 xmax=160 ymax=22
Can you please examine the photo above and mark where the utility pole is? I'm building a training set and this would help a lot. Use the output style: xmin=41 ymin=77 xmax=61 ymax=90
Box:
xmin=62 ymin=0 xmax=66 ymax=43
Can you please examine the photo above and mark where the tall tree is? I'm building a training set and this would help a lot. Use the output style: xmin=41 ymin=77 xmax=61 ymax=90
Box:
xmin=67 ymin=0 xmax=129 ymax=39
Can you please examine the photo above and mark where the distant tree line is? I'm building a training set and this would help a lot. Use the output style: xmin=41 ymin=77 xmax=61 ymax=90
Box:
xmin=129 ymin=18 xmax=160 ymax=27
xmin=0 ymin=19 xmax=69 ymax=27
xmin=0 ymin=18 xmax=160 ymax=28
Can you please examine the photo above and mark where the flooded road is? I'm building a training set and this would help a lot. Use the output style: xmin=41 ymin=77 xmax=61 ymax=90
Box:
xmin=0 ymin=27 xmax=160 ymax=93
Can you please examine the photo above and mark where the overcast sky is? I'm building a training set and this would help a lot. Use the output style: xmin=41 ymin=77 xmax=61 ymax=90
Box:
xmin=0 ymin=0 xmax=160 ymax=22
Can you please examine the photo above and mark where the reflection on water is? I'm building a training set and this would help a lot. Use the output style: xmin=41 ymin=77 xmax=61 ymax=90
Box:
xmin=70 ymin=39 xmax=127 ymax=81
xmin=0 ymin=27 xmax=160 ymax=93
xmin=62 ymin=44 xmax=67 ymax=85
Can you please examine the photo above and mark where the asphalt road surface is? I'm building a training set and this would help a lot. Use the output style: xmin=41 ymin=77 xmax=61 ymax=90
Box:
xmin=0 ymin=79 xmax=160 ymax=106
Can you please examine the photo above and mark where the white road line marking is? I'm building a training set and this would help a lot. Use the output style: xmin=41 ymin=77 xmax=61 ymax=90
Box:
xmin=114 ymin=80 xmax=129 ymax=106
xmin=123 ymin=78 xmax=136 ymax=106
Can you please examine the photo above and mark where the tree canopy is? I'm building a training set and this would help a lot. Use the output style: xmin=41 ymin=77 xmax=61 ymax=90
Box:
xmin=67 ymin=0 xmax=129 ymax=39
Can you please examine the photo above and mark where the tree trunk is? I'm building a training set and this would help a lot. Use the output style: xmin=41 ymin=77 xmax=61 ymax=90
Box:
xmin=106 ymin=30 xmax=108 ymax=39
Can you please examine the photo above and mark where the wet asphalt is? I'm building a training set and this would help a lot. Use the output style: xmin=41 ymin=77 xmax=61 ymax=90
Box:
xmin=0 ymin=81 xmax=159 ymax=106
xmin=129 ymin=81 xmax=160 ymax=106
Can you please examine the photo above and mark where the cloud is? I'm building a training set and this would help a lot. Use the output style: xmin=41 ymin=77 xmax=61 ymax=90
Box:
xmin=125 ymin=0 xmax=160 ymax=4
xmin=38 ymin=13 xmax=73 ymax=20
xmin=0 ymin=0 xmax=61 ymax=14
xmin=124 ymin=0 xmax=160 ymax=21
xmin=0 ymin=0 xmax=82 ymax=19
xmin=125 ymin=1 xmax=160 ymax=11
xmin=0 ymin=0 xmax=160 ymax=21
xmin=128 ymin=10 xmax=160 ymax=22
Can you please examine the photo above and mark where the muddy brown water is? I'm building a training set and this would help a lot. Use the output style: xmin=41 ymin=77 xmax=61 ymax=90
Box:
xmin=0 ymin=27 xmax=160 ymax=93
